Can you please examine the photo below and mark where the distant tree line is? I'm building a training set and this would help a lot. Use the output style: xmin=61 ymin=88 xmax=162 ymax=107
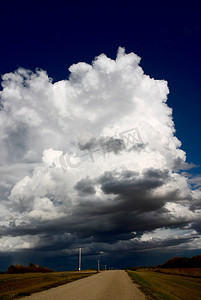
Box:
xmin=6 ymin=263 xmax=54 ymax=274
xmin=159 ymin=255 xmax=201 ymax=268
xmin=125 ymin=255 xmax=201 ymax=270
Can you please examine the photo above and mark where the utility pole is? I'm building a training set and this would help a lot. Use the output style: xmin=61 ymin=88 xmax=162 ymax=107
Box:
xmin=78 ymin=248 xmax=81 ymax=271
xmin=98 ymin=260 xmax=100 ymax=272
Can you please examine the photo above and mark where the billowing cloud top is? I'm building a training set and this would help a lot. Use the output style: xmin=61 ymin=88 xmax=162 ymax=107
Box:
xmin=0 ymin=48 xmax=201 ymax=266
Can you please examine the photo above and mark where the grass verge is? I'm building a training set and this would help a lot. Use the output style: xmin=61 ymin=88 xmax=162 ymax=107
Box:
xmin=0 ymin=271 xmax=96 ymax=300
xmin=155 ymin=268 xmax=201 ymax=278
xmin=127 ymin=269 xmax=201 ymax=300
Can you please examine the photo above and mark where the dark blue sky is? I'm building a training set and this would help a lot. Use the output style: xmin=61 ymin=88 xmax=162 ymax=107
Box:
xmin=1 ymin=0 xmax=200 ymax=173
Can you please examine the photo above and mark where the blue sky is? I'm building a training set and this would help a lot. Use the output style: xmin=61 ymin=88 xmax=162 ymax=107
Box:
xmin=0 ymin=0 xmax=201 ymax=271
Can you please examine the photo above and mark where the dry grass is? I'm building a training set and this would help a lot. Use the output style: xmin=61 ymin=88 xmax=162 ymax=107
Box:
xmin=0 ymin=271 xmax=96 ymax=300
xmin=155 ymin=268 xmax=201 ymax=278
xmin=127 ymin=269 xmax=201 ymax=300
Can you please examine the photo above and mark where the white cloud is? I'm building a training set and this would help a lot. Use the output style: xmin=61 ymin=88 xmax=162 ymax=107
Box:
xmin=139 ymin=227 xmax=197 ymax=242
xmin=0 ymin=47 xmax=199 ymax=257
xmin=0 ymin=235 xmax=39 ymax=252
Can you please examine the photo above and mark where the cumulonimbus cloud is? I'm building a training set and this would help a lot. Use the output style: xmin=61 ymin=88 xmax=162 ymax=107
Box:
xmin=0 ymin=48 xmax=201 ymax=262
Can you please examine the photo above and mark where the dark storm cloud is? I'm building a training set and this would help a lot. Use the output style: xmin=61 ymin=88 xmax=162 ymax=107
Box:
xmin=74 ymin=177 xmax=96 ymax=195
xmin=99 ymin=137 xmax=125 ymax=154
xmin=0 ymin=167 xmax=192 ymax=250
xmin=78 ymin=136 xmax=125 ymax=155
xmin=0 ymin=166 xmax=194 ymax=262
xmin=97 ymin=168 xmax=171 ymax=212
xmin=0 ymin=187 xmax=197 ymax=266
xmin=190 ymin=220 xmax=201 ymax=234
xmin=98 ymin=168 xmax=169 ymax=195
xmin=78 ymin=136 xmax=97 ymax=151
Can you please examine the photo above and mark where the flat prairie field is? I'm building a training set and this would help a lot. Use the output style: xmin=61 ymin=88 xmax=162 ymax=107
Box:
xmin=127 ymin=269 xmax=201 ymax=300
xmin=0 ymin=271 xmax=96 ymax=300
xmin=155 ymin=268 xmax=201 ymax=278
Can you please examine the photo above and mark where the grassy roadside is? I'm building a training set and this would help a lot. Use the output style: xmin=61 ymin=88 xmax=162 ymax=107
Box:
xmin=127 ymin=269 xmax=201 ymax=300
xmin=154 ymin=268 xmax=201 ymax=278
xmin=0 ymin=271 xmax=97 ymax=300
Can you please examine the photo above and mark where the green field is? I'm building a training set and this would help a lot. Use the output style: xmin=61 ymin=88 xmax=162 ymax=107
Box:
xmin=127 ymin=269 xmax=201 ymax=300
xmin=0 ymin=271 xmax=96 ymax=300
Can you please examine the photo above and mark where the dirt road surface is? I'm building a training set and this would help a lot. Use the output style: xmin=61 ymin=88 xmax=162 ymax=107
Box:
xmin=20 ymin=270 xmax=147 ymax=300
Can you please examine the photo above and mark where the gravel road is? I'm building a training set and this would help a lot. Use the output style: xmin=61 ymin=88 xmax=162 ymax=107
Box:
xmin=19 ymin=270 xmax=147 ymax=300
